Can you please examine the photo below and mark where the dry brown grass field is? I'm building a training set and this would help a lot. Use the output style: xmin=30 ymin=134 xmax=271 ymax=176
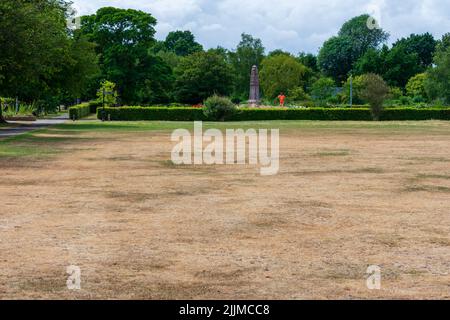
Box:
xmin=0 ymin=120 xmax=449 ymax=299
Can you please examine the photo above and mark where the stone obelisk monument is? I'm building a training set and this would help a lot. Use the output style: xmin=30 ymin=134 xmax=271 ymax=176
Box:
xmin=248 ymin=65 xmax=260 ymax=107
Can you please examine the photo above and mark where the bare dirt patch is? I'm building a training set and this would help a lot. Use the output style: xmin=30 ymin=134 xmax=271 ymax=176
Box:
xmin=1 ymin=122 xmax=450 ymax=299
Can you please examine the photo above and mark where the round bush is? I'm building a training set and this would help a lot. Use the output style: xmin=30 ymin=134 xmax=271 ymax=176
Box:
xmin=203 ymin=95 xmax=236 ymax=121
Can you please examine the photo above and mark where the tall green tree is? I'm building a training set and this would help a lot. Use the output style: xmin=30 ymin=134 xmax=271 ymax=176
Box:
xmin=259 ymin=55 xmax=307 ymax=99
xmin=355 ymin=44 xmax=422 ymax=88
xmin=318 ymin=14 xmax=389 ymax=83
xmin=164 ymin=30 xmax=203 ymax=56
xmin=174 ymin=51 xmax=233 ymax=104
xmin=229 ymin=33 xmax=265 ymax=99
xmin=59 ymin=33 xmax=101 ymax=102
xmin=0 ymin=0 xmax=100 ymax=117
xmin=310 ymin=77 xmax=336 ymax=105
xmin=338 ymin=14 xmax=389 ymax=58
xmin=318 ymin=36 xmax=356 ymax=83
xmin=80 ymin=7 xmax=171 ymax=104
xmin=298 ymin=52 xmax=319 ymax=72
xmin=425 ymin=35 xmax=450 ymax=104
xmin=0 ymin=0 xmax=72 ymax=113
xmin=353 ymin=47 xmax=386 ymax=76
xmin=393 ymin=33 xmax=436 ymax=68
xmin=382 ymin=45 xmax=421 ymax=88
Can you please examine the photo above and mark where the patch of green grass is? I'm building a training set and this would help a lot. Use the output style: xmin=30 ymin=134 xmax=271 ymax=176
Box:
xmin=314 ymin=149 xmax=351 ymax=157
xmin=287 ymin=167 xmax=384 ymax=176
xmin=416 ymin=173 xmax=450 ymax=180
xmin=402 ymin=156 xmax=449 ymax=162
xmin=54 ymin=120 xmax=450 ymax=134
xmin=404 ymin=185 xmax=450 ymax=193
xmin=0 ymin=145 xmax=58 ymax=157
xmin=0 ymin=130 xmax=65 ymax=159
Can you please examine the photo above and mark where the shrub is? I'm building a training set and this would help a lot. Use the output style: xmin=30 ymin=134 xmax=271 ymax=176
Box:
xmin=311 ymin=77 xmax=336 ymax=106
xmin=288 ymin=87 xmax=311 ymax=102
xmin=406 ymin=73 xmax=427 ymax=98
xmin=203 ymin=95 xmax=236 ymax=121
xmin=96 ymin=80 xmax=118 ymax=107
xmin=341 ymin=75 xmax=366 ymax=104
xmin=260 ymin=55 xmax=307 ymax=99
xmin=389 ymin=87 xmax=404 ymax=100
xmin=360 ymin=73 xmax=389 ymax=120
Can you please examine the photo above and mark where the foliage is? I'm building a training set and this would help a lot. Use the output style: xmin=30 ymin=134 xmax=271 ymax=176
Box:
xmin=298 ymin=52 xmax=319 ymax=72
xmin=267 ymin=50 xmax=292 ymax=58
xmin=310 ymin=77 xmax=336 ymax=105
xmin=69 ymin=103 xmax=91 ymax=120
xmin=1 ymin=102 xmax=37 ymax=117
xmin=174 ymin=51 xmax=233 ymax=104
xmin=354 ymin=45 xmax=422 ymax=88
xmin=393 ymin=33 xmax=437 ymax=68
xmin=340 ymin=75 xmax=366 ymax=104
xmin=318 ymin=36 xmax=355 ymax=83
xmin=203 ymin=95 xmax=236 ymax=121
xmin=259 ymin=55 xmax=307 ymax=99
xmin=288 ymin=87 xmax=311 ymax=102
xmin=96 ymin=81 xmax=118 ymax=106
xmin=80 ymin=7 xmax=173 ymax=105
xmin=318 ymin=15 xmax=389 ymax=83
xmin=425 ymin=35 xmax=450 ymax=104
xmin=353 ymin=47 xmax=385 ymax=75
xmin=406 ymin=73 xmax=427 ymax=98
xmin=0 ymin=0 xmax=99 ymax=114
xmin=229 ymin=33 xmax=265 ymax=99
xmin=389 ymin=87 xmax=404 ymax=100
xmin=164 ymin=30 xmax=203 ymax=56
xmin=360 ymin=73 xmax=390 ymax=120
xmin=154 ymin=50 xmax=182 ymax=70
xmin=382 ymin=45 xmax=422 ymax=88
xmin=338 ymin=14 xmax=389 ymax=58
xmin=62 ymin=34 xmax=101 ymax=99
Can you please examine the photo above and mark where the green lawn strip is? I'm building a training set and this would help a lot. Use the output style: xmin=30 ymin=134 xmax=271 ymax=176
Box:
xmin=55 ymin=120 xmax=450 ymax=135
xmin=0 ymin=128 xmax=82 ymax=159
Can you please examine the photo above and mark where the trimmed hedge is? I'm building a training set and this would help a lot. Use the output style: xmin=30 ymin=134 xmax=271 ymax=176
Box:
xmin=381 ymin=108 xmax=450 ymax=120
xmin=88 ymin=101 xmax=102 ymax=113
xmin=96 ymin=106 xmax=450 ymax=121
xmin=68 ymin=103 xmax=90 ymax=120
xmin=69 ymin=101 xmax=103 ymax=120
xmin=231 ymin=108 xmax=373 ymax=121
xmin=97 ymin=107 xmax=206 ymax=121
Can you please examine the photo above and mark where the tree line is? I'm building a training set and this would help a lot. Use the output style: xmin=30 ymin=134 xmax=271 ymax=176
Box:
xmin=1 ymin=1 xmax=449 ymax=121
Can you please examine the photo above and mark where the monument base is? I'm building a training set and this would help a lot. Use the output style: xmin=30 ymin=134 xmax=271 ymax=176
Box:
xmin=248 ymin=100 xmax=260 ymax=108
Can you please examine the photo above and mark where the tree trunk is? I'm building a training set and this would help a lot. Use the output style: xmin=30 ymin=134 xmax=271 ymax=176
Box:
xmin=0 ymin=101 xmax=6 ymax=123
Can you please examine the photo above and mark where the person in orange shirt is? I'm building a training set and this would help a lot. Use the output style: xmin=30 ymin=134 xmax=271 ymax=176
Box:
xmin=277 ymin=93 xmax=286 ymax=107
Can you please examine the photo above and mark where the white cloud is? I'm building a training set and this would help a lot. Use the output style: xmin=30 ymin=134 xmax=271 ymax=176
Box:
xmin=72 ymin=0 xmax=450 ymax=54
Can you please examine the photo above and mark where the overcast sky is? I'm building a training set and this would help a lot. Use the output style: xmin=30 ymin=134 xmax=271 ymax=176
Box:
xmin=71 ymin=0 xmax=450 ymax=54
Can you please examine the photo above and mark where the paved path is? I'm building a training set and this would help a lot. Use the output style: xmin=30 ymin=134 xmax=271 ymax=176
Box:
xmin=0 ymin=114 xmax=69 ymax=138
